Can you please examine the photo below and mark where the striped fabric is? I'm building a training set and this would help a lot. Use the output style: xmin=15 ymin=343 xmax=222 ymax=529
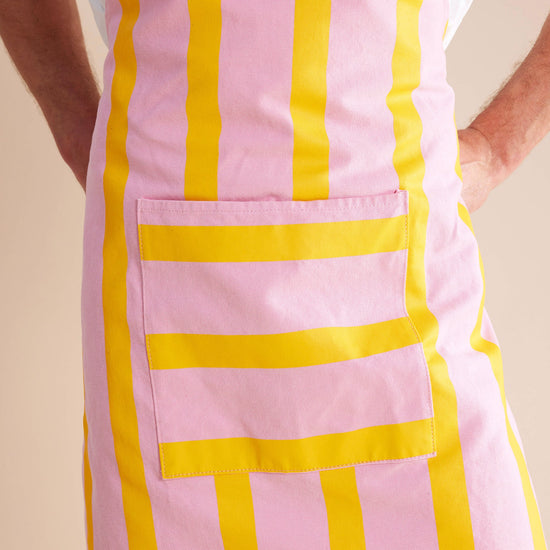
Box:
xmin=87 ymin=0 xmax=474 ymax=51
xmin=80 ymin=0 xmax=548 ymax=549
xmin=137 ymin=192 xmax=435 ymax=479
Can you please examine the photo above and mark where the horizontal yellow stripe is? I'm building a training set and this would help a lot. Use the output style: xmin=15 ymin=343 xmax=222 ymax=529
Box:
xmin=138 ymin=215 xmax=407 ymax=262
xmin=146 ymin=316 xmax=419 ymax=370
xmin=160 ymin=417 xmax=435 ymax=477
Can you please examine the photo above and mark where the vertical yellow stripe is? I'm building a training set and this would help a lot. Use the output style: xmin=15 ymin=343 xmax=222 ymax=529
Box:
xmin=320 ymin=467 xmax=367 ymax=550
xmin=184 ymin=3 xmax=258 ymax=542
xmin=456 ymin=157 xmax=547 ymax=547
xmin=290 ymin=0 xmax=365 ymax=550
xmin=83 ymin=405 xmax=93 ymax=549
xmin=215 ymin=473 xmax=259 ymax=550
xmin=184 ymin=0 xmax=223 ymax=200
xmin=504 ymin=428 xmax=548 ymax=548
xmin=102 ymin=0 xmax=157 ymax=546
xmin=387 ymin=1 xmax=475 ymax=547
xmin=290 ymin=0 xmax=331 ymax=200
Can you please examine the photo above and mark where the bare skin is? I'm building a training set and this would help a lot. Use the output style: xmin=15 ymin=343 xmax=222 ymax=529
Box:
xmin=457 ymin=10 xmax=550 ymax=212
xmin=0 ymin=0 xmax=100 ymax=193
xmin=0 ymin=2 xmax=548 ymax=204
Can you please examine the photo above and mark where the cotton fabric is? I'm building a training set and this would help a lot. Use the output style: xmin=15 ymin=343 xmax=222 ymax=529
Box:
xmin=81 ymin=1 xmax=547 ymax=548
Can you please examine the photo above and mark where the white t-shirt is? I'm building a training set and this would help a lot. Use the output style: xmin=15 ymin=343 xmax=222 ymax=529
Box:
xmin=88 ymin=0 xmax=473 ymax=52
xmin=443 ymin=0 xmax=474 ymax=50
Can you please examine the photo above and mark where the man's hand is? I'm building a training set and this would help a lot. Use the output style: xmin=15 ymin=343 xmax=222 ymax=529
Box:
xmin=46 ymin=91 xmax=99 ymax=192
xmin=457 ymin=126 xmax=497 ymax=212
xmin=457 ymin=10 xmax=550 ymax=213
xmin=0 ymin=0 xmax=101 ymax=194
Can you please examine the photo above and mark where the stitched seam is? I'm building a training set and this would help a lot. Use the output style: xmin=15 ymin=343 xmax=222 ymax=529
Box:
xmin=160 ymin=448 xmax=437 ymax=478
xmin=139 ymin=220 xmax=167 ymax=477
xmin=138 ymin=207 xmax=405 ymax=215
xmin=401 ymin=212 xmax=437 ymax=454
xmin=136 ymin=191 xmax=407 ymax=215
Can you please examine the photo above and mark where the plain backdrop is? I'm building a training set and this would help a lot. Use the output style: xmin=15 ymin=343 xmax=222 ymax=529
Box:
xmin=0 ymin=0 xmax=548 ymax=547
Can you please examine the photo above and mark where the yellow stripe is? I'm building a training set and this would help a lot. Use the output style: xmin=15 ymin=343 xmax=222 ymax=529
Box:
xmin=290 ymin=0 xmax=331 ymax=200
xmin=457 ymin=201 xmax=547 ymax=549
xmin=102 ymin=0 xmax=157 ymax=546
xmin=457 ymin=202 xmax=473 ymax=233
xmin=387 ymin=1 xmax=475 ymax=547
xmin=83 ymin=405 xmax=93 ymax=550
xmin=147 ymin=316 xmax=418 ymax=370
xmin=214 ymin=474 xmax=259 ymax=549
xmin=320 ymin=467 xmax=366 ymax=550
xmin=505 ymin=429 xmax=548 ymax=549
xmin=139 ymin=214 xmax=407 ymax=262
xmin=184 ymin=0 xmax=222 ymax=200
xmin=160 ymin=418 xmax=434 ymax=478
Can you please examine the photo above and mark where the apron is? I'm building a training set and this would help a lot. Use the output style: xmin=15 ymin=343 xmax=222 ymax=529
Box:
xmin=81 ymin=0 xmax=547 ymax=548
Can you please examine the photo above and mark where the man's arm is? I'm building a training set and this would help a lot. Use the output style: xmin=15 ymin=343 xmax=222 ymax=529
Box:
xmin=0 ymin=0 xmax=101 ymax=193
xmin=458 ymin=10 xmax=550 ymax=212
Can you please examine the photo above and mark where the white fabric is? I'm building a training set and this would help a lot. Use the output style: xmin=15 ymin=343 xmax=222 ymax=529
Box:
xmin=88 ymin=0 xmax=473 ymax=52
xmin=443 ymin=0 xmax=474 ymax=50
xmin=89 ymin=0 xmax=108 ymax=48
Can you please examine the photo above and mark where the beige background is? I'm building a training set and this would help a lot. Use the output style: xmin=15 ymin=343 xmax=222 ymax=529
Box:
xmin=0 ymin=0 xmax=548 ymax=547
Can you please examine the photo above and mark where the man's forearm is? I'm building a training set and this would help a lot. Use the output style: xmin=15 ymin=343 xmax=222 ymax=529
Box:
xmin=468 ymin=11 xmax=550 ymax=189
xmin=0 ymin=0 xmax=101 ymax=190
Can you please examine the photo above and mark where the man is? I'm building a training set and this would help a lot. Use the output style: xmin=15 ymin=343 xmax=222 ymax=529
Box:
xmin=1 ymin=1 xmax=549 ymax=549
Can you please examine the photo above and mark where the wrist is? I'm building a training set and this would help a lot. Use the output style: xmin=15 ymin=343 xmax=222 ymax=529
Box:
xmin=39 ymin=85 xmax=99 ymax=160
xmin=56 ymin=111 xmax=97 ymax=167
xmin=467 ymin=121 xmax=511 ymax=191
xmin=41 ymin=93 xmax=99 ymax=191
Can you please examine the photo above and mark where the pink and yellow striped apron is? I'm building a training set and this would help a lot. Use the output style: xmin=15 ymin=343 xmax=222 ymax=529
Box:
xmin=81 ymin=0 xmax=547 ymax=548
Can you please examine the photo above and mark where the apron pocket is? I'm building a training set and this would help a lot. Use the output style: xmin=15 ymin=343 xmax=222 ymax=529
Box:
xmin=136 ymin=189 xmax=435 ymax=479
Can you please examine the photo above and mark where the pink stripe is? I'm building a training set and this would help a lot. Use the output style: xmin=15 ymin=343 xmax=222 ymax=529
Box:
xmin=81 ymin=3 xmax=128 ymax=548
xmin=141 ymin=251 xmax=406 ymax=335
xmin=148 ymin=476 xmax=225 ymax=549
xmin=356 ymin=460 xmax=439 ymax=548
xmin=448 ymin=225 xmax=534 ymax=549
xmin=325 ymin=0 xmax=400 ymax=198
xmin=250 ymin=471 xmax=330 ymax=549
xmin=415 ymin=0 xmax=535 ymax=546
xmin=124 ymin=0 xmax=190 ymax=194
xmin=217 ymin=0 xmax=295 ymax=200
xmin=120 ymin=5 xmax=231 ymax=548
xmin=151 ymin=343 xmax=432 ymax=443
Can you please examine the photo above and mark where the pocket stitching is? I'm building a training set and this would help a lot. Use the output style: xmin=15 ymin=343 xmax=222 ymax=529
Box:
xmin=139 ymin=219 xmax=168 ymax=476
xmin=160 ymin=447 xmax=437 ymax=478
xmin=138 ymin=193 xmax=437 ymax=478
